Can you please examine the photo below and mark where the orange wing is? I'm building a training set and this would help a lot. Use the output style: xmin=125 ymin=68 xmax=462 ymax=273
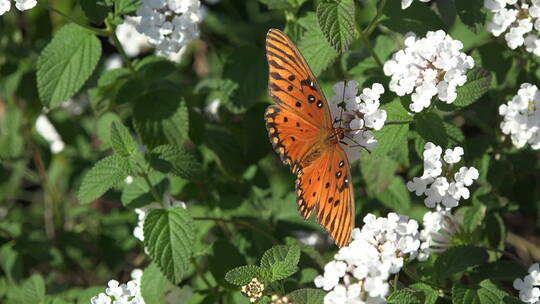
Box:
xmin=297 ymin=147 xmax=355 ymax=247
xmin=264 ymin=29 xmax=355 ymax=247
xmin=266 ymin=29 xmax=332 ymax=129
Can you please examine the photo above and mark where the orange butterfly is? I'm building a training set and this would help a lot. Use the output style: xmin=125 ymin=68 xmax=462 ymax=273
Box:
xmin=264 ymin=29 xmax=355 ymax=247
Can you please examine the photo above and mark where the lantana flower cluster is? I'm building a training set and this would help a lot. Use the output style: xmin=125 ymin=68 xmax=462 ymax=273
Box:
xmin=499 ymin=82 xmax=540 ymax=149
xmin=407 ymin=142 xmax=479 ymax=209
xmin=116 ymin=17 xmax=152 ymax=58
xmin=417 ymin=207 xmax=461 ymax=261
xmin=330 ymin=81 xmax=387 ymax=161
xmin=314 ymin=213 xmax=421 ymax=303
xmin=383 ymin=30 xmax=475 ymax=113
xmin=91 ymin=269 xmax=145 ymax=304
xmin=513 ymin=263 xmax=540 ymax=303
xmin=485 ymin=0 xmax=540 ymax=56
xmin=135 ymin=0 xmax=203 ymax=57
xmin=401 ymin=0 xmax=429 ymax=9
xmin=0 ymin=0 xmax=36 ymax=15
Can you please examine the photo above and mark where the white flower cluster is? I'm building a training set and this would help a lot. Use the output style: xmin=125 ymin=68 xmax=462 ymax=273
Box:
xmin=401 ymin=0 xmax=430 ymax=9
xmin=514 ymin=263 xmax=540 ymax=303
xmin=499 ymin=83 xmax=540 ymax=149
xmin=330 ymin=81 xmax=387 ymax=162
xmin=417 ymin=207 xmax=460 ymax=261
xmin=485 ymin=0 xmax=540 ymax=56
xmin=0 ymin=0 xmax=36 ymax=15
xmin=314 ymin=213 xmax=421 ymax=304
xmin=135 ymin=0 xmax=202 ymax=58
xmin=91 ymin=269 xmax=145 ymax=304
xmin=35 ymin=114 xmax=65 ymax=154
xmin=383 ymin=30 xmax=474 ymax=113
xmin=407 ymin=142 xmax=479 ymax=209
xmin=133 ymin=195 xmax=186 ymax=242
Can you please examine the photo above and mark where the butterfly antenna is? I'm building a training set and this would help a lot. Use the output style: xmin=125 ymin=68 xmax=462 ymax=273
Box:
xmin=338 ymin=79 xmax=348 ymax=129
xmin=344 ymin=133 xmax=372 ymax=154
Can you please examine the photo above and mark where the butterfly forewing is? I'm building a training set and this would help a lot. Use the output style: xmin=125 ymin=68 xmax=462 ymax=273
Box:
xmin=266 ymin=29 xmax=332 ymax=129
xmin=265 ymin=29 xmax=355 ymax=247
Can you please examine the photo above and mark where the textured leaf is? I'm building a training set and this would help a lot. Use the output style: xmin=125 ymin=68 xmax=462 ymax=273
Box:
xmin=79 ymin=0 xmax=110 ymax=23
xmin=225 ymin=265 xmax=264 ymax=286
xmin=373 ymin=99 xmax=410 ymax=156
xmin=260 ymin=245 xmax=300 ymax=270
xmin=78 ymin=155 xmax=130 ymax=203
xmin=470 ymin=261 xmax=527 ymax=282
xmin=387 ymin=289 xmax=421 ymax=304
xmin=452 ymin=280 xmax=507 ymax=304
xmin=453 ymin=68 xmax=492 ymax=108
xmin=435 ymin=246 xmax=488 ymax=279
xmin=133 ymin=90 xmax=189 ymax=148
xmin=110 ymin=121 xmax=137 ymax=157
xmin=455 ymin=0 xmax=486 ymax=33
xmin=141 ymin=263 xmax=171 ymax=304
xmin=289 ymin=288 xmax=325 ymax=304
xmin=415 ymin=112 xmax=448 ymax=147
xmin=37 ymin=24 xmax=101 ymax=108
xmin=270 ymin=260 xmax=298 ymax=281
xmin=317 ymin=0 xmax=356 ymax=53
xmin=115 ymin=0 xmax=141 ymax=15
xmin=376 ymin=177 xmax=411 ymax=211
xmin=147 ymin=145 xmax=203 ymax=181
xmin=360 ymin=153 xmax=399 ymax=195
xmin=121 ymin=173 xmax=167 ymax=208
xmin=462 ymin=204 xmax=486 ymax=233
xmin=410 ymin=283 xmax=438 ymax=304
xmin=298 ymin=13 xmax=339 ymax=75
xmin=143 ymin=208 xmax=195 ymax=284
xmin=7 ymin=274 xmax=45 ymax=304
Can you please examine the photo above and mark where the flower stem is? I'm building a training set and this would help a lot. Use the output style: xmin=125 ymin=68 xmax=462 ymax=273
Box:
xmin=38 ymin=2 xmax=110 ymax=37
xmin=141 ymin=173 xmax=164 ymax=207
xmin=106 ymin=18 xmax=136 ymax=73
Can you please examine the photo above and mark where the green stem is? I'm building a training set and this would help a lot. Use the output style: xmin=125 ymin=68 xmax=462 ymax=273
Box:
xmin=393 ymin=272 xmax=400 ymax=291
xmin=106 ymin=18 xmax=136 ymax=73
xmin=364 ymin=0 xmax=388 ymax=36
xmin=359 ymin=32 xmax=383 ymax=68
xmin=38 ymin=2 xmax=110 ymax=36
xmin=385 ymin=120 xmax=414 ymax=125
xmin=141 ymin=173 xmax=164 ymax=207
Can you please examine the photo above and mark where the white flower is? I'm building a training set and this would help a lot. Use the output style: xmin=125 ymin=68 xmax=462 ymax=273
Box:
xmin=35 ymin=114 xmax=65 ymax=154
xmin=0 ymin=0 xmax=11 ymax=15
xmin=116 ymin=17 xmax=151 ymax=57
xmin=384 ymin=30 xmax=474 ymax=112
xmin=91 ymin=271 xmax=145 ymax=304
xmin=316 ymin=213 xmax=421 ymax=303
xmin=417 ymin=207 xmax=461 ymax=260
xmin=401 ymin=0 xmax=430 ymax=9
xmin=407 ymin=142 xmax=478 ymax=209
xmin=135 ymin=0 xmax=202 ymax=59
xmin=499 ymin=83 xmax=540 ymax=149
xmin=514 ymin=263 xmax=540 ymax=303
xmin=0 ymin=0 xmax=38 ymax=15
xmin=330 ymin=82 xmax=387 ymax=161
xmin=485 ymin=0 xmax=540 ymax=56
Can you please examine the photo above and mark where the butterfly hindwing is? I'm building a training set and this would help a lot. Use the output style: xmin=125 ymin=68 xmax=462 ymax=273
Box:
xmin=297 ymin=146 xmax=355 ymax=247
xmin=266 ymin=29 xmax=332 ymax=129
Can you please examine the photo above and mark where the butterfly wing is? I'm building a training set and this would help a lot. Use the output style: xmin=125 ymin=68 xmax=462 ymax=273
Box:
xmin=296 ymin=145 xmax=355 ymax=247
xmin=266 ymin=29 xmax=333 ymax=129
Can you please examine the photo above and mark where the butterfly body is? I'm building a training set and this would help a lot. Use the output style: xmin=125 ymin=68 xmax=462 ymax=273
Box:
xmin=264 ymin=29 xmax=356 ymax=247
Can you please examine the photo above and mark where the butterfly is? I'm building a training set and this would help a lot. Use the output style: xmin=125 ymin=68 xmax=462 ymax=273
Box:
xmin=264 ymin=29 xmax=355 ymax=247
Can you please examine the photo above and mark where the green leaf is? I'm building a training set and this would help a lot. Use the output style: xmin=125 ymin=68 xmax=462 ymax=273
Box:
xmin=455 ymin=0 xmax=486 ymax=33
xmin=260 ymin=245 xmax=301 ymax=270
xmin=141 ymin=263 xmax=171 ymax=304
xmin=115 ymin=0 xmax=141 ymax=15
xmin=8 ymin=274 xmax=45 ymax=304
xmin=78 ymin=155 xmax=130 ymax=203
xmin=360 ymin=153 xmax=399 ymax=196
xmin=415 ymin=112 xmax=448 ymax=147
xmin=258 ymin=0 xmax=307 ymax=10
xmin=89 ymin=68 xmax=132 ymax=115
xmin=0 ymin=244 xmax=18 ymax=283
xmin=79 ymin=0 xmax=110 ymax=23
xmin=452 ymin=280 xmax=508 ymax=304
xmin=453 ymin=68 xmax=492 ymax=108
xmin=143 ymin=207 xmax=195 ymax=284
xmin=317 ymin=0 xmax=356 ymax=53
xmin=133 ymin=89 xmax=189 ymax=148
xmin=289 ymin=288 xmax=325 ymax=304
xmin=410 ymin=283 xmax=438 ymax=304
xmin=376 ymin=177 xmax=411 ymax=211
xmin=147 ymin=145 xmax=203 ymax=181
xmin=462 ymin=204 xmax=486 ymax=233
xmin=298 ymin=13 xmax=339 ymax=75
xmin=485 ymin=213 xmax=506 ymax=249
xmin=387 ymin=289 xmax=421 ymax=304
xmin=373 ymin=100 xmax=410 ymax=156
xmin=135 ymin=56 xmax=177 ymax=79
xmin=270 ymin=260 xmax=298 ymax=281
xmin=121 ymin=173 xmax=167 ymax=208
xmin=382 ymin=0 xmax=445 ymax=36
xmin=110 ymin=121 xmax=138 ymax=157
xmin=435 ymin=246 xmax=488 ymax=279
xmin=225 ymin=265 xmax=265 ymax=286
xmin=470 ymin=261 xmax=528 ymax=282
xmin=37 ymin=24 xmax=102 ymax=108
